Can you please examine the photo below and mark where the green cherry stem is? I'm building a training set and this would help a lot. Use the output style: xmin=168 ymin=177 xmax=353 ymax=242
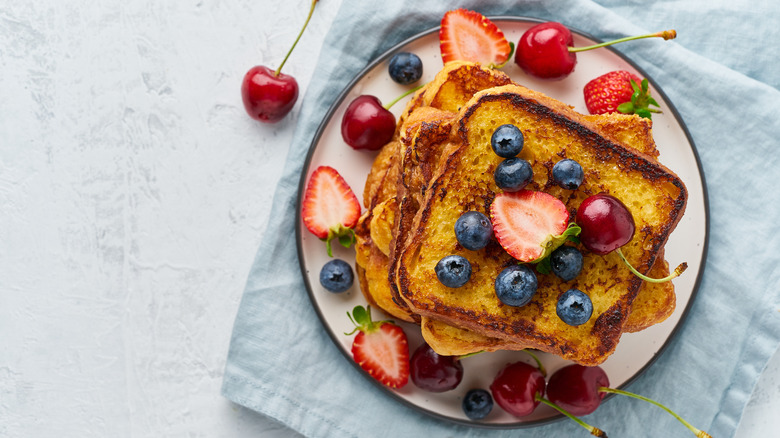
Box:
xmin=274 ymin=0 xmax=319 ymax=77
xmin=569 ymin=30 xmax=677 ymax=53
xmin=598 ymin=387 xmax=711 ymax=438
xmin=383 ymin=84 xmax=425 ymax=110
xmin=522 ymin=349 xmax=547 ymax=377
xmin=616 ymin=248 xmax=687 ymax=283
xmin=536 ymin=396 xmax=607 ymax=437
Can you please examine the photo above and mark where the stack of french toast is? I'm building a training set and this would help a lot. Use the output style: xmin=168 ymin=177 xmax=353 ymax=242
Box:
xmin=354 ymin=61 xmax=686 ymax=366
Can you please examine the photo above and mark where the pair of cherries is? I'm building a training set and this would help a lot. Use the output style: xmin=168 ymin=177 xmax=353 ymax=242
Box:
xmin=492 ymin=361 xmax=711 ymax=437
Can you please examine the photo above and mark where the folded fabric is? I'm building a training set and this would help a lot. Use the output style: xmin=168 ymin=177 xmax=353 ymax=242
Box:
xmin=222 ymin=0 xmax=780 ymax=436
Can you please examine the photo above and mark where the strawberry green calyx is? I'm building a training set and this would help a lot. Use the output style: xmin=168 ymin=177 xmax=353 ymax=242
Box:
xmin=489 ymin=42 xmax=516 ymax=69
xmin=345 ymin=305 xmax=390 ymax=335
xmin=323 ymin=224 xmax=357 ymax=257
xmin=617 ymin=78 xmax=662 ymax=119
xmin=534 ymin=223 xmax=581 ymax=264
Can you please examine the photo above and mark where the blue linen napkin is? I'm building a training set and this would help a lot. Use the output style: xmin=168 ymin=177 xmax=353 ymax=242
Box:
xmin=222 ymin=0 xmax=780 ymax=436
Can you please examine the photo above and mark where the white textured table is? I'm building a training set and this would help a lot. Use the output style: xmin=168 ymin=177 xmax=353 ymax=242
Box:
xmin=0 ymin=1 xmax=776 ymax=436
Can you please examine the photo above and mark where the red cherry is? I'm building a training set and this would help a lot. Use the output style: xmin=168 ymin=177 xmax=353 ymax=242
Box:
xmin=546 ymin=364 xmax=609 ymax=416
xmin=241 ymin=66 xmax=299 ymax=123
xmin=515 ymin=22 xmax=576 ymax=80
xmin=515 ymin=23 xmax=678 ymax=81
xmin=341 ymin=95 xmax=396 ymax=151
xmin=576 ymin=193 xmax=635 ymax=255
xmin=241 ymin=0 xmax=318 ymax=123
xmin=409 ymin=343 xmax=463 ymax=392
xmin=489 ymin=361 xmax=545 ymax=417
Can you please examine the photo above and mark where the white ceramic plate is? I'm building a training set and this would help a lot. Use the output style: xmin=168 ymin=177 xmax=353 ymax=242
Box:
xmin=296 ymin=17 xmax=708 ymax=428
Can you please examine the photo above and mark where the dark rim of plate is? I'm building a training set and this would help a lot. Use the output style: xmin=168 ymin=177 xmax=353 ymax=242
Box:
xmin=294 ymin=16 xmax=710 ymax=429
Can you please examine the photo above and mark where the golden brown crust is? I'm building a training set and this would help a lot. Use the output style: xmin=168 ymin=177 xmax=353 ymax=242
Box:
xmin=395 ymin=84 xmax=687 ymax=365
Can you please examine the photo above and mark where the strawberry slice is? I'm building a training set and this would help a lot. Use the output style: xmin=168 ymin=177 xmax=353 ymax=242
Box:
xmin=439 ymin=9 xmax=512 ymax=67
xmin=301 ymin=166 xmax=361 ymax=256
xmin=490 ymin=190 xmax=574 ymax=263
xmin=346 ymin=305 xmax=409 ymax=388
xmin=583 ymin=70 xmax=662 ymax=119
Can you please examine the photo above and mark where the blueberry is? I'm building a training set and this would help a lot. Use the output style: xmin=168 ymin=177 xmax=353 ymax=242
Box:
xmin=494 ymin=157 xmax=533 ymax=192
xmin=462 ymin=388 xmax=493 ymax=420
xmin=494 ymin=265 xmax=537 ymax=307
xmin=552 ymin=159 xmax=584 ymax=190
xmin=319 ymin=259 xmax=354 ymax=293
xmin=550 ymin=245 xmax=583 ymax=281
xmin=388 ymin=52 xmax=423 ymax=85
xmin=556 ymin=289 xmax=593 ymax=326
xmin=490 ymin=124 xmax=524 ymax=158
xmin=454 ymin=211 xmax=493 ymax=251
xmin=435 ymin=255 xmax=472 ymax=288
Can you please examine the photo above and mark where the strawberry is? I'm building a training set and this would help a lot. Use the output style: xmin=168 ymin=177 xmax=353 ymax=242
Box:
xmin=301 ymin=166 xmax=361 ymax=256
xmin=439 ymin=9 xmax=513 ymax=67
xmin=490 ymin=190 xmax=578 ymax=263
xmin=346 ymin=305 xmax=409 ymax=388
xmin=583 ymin=70 xmax=662 ymax=119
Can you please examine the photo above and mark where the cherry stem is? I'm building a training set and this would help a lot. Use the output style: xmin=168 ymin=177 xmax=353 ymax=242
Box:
xmin=569 ymin=30 xmax=677 ymax=53
xmin=616 ymin=248 xmax=687 ymax=283
xmin=536 ymin=396 xmax=607 ymax=437
xmin=522 ymin=349 xmax=547 ymax=377
xmin=383 ymin=85 xmax=424 ymax=110
xmin=274 ymin=0 xmax=318 ymax=76
xmin=599 ymin=387 xmax=711 ymax=438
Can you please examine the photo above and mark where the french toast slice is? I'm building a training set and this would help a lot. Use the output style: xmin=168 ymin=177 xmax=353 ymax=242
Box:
xmin=394 ymin=84 xmax=687 ymax=365
xmin=355 ymin=62 xmax=513 ymax=322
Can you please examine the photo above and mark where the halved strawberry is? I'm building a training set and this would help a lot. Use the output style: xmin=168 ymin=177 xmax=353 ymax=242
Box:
xmin=490 ymin=190 xmax=575 ymax=263
xmin=439 ymin=9 xmax=512 ymax=67
xmin=583 ymin=70 xmax=662 ymax=119
xmin=301 ymin=166 xmax=361 ymax=256
xmin=346 ymin=305 xmax=409 ymax=388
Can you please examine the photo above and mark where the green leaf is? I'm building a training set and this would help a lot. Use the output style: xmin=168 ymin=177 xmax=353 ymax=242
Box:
xmin=630 ymin=79 xmax=641 ymax=93
xmin=531 ymin=223 xmax=582 ymax=263
xmin=617 ymin=102 xmax=635 ymax=114
xmin=636 ymin=109 xmax=652 ymax=119
xmin=536 ymin=257 xmax=552 ymax=275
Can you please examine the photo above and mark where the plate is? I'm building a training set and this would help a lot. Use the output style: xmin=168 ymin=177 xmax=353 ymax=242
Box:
xmin=295 ymin=17 xmax=708 ymax=428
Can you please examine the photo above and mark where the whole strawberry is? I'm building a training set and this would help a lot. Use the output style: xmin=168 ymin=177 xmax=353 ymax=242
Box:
xmin=346 ymin=305 xmax=410 ymax=388
xmin=583 ymin=70 xmax=661 ymax=119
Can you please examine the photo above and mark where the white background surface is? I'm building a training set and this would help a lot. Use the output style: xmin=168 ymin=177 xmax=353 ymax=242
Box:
xmin=1 ymin=1 xmax=777 ymax=436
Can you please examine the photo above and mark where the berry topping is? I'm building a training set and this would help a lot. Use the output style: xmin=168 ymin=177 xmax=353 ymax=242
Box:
xmin=547 ymin=364 xmax=609 ymax=416
xmin=439 ymin=9 xmax=512 ymax=67
xmin=240 ymin=0 xmax=318 ymax=122
xmin=495 ymin=265 xmax=538 ymax=307
xmin=549 ymin=245 xmax=583 ymax=282
xmin=515 ymin=22 xmax=576 ymax=80
xmin=515 ymin=22 xmax=677 ymax=80
xmin=341 ymin=95 xmax=397 ymax=151
xmin=410 ymin=343 xmax=463 ymax=392
xmin=552 ymin=158 xmax=584 ymax=190
xmin=346 ymin=305 xmax=410 ymax=388
xmin=546 ymin=364 xmax=713 ymax=437
xmin=319 ymin=259 xmax=354 ymax=293
xmin=576 ymin=193 xmax=635 ymax=255
xmin=462 ymin=389 xmax=493 ymax=420
xmin=584 ymin=70 xmax=662 ymax=119
xmin=301 ymin=166 xmax=361 ymax=256
xmin=435 ymin=255 xmax=472 ymax=288
xmin=388 ymin=52 xmax=423 ymax=85
xmin=454 ymin=211 xmax=493 ymax=251
xmin=489 ymin=361 xmax=545 ymax=417
xmin=556 ymin=289 xmax=593 ymax=326
xmin=490 ymin=190 xmax=571 ymax=262
xmin=490 ymin=124 xmax=524 ymax=158
xmin=494 ymin=157 xmax=533 ymax=192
